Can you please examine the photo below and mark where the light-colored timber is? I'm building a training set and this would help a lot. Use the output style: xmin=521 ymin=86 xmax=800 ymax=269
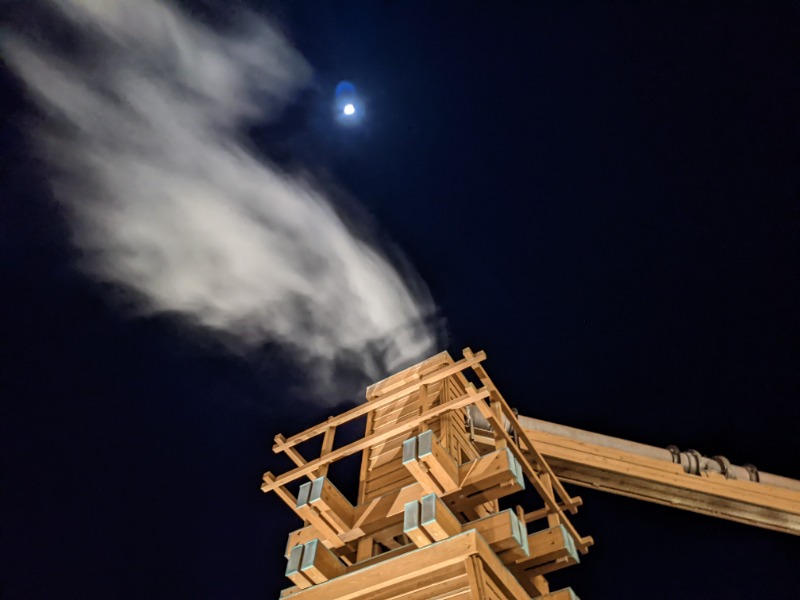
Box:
xmin=263 ymin=348 xmax=800 ymax=598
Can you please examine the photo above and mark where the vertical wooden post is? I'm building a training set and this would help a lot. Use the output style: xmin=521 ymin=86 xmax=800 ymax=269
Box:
xmin=541 ymin=474 xmax=559 ymax=528
xmin=465 ymin=555 xmax=488 ymax=600
xmin=356 ymin=536 xmax=373 ymax=562
xmin=317 ymin=424 xmax=336 ymax=477
xmin=491 ymin=398 xmax=507 ymax=449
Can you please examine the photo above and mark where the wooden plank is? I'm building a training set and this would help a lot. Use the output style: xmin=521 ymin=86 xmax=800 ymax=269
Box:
xmin=372 ymin=393 xmax=425 ymax=430
xmin=366 ymin=453 xmax=408 ymax=480
xmin=403 ymin=435 xmax=444 ymax=494
xmin=357 ymin=410 xmax=375 ymax=505
xmin=444 ymin=448 xmax=525 ymax=513
xmin=451 ymin=417 xmax=481 ymax=463
xmin=463 ymin=509 xmax=528 ymax=562
xmin=364 ymin=472 xmax=417 ymax=502
xmin=371 ymin=381 xmax=443 ymax=430
xmin=366 ymin=434 xmax=409 ymax=466
xmin=516 ymin=525 xmax=579 ymax=569
xmin=345 ymin=564 xmax=468 ymax=600
xmin=282 ymin=530 xmax=481 ymax=600
xmin=464 ymin=555 xmax=486 ymax=600
xmin=365 ymin=463 xmax=415 ymax=493
xmin=471 ymin=529 xmax=532 ymax=600
xmin=366 ymin=351 xmax=453 ymax=399
xmin=529 ymin=575 xmax=550 ymax=597
xmin=522 ymin=554 xmax=579 ymax=578
xmin=342 ymin=541 xmax=417 ymax=573
xmin=524 ymin=498 xmax=583 ymax=524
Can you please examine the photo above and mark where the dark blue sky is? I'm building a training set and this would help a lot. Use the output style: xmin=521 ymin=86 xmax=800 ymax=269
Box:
xmin=2 ymin=2 xmax=799 ymax=598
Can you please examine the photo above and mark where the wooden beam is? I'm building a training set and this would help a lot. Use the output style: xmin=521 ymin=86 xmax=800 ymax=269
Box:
xmin=299 ymin=538 xmax=346 ymax=584
xmin=262 ymin=471 xmax=300 ymax=514
xmin=524 ymin=497 xmax=583 ymax=524
xmin=308 ymin=476 xmax=354 ymax=533
xmin=295 ymin=481 xmax=346 ymax=548
xmin=365 ymin=351 xmax=452 ymax=399
xmin=525 ymin=428 xmax=800 ymax=535
xmin=403 ymin=499 xmax=434 ymax=547
xmin=403 ymin=435 xmax=443 ymax=495
xmin=355 ymin=536 xmax=373 ymax=563
xmin=281 ymin=531 xmax=481 ymax=600
xmin=517 ymin=525 xmax=579 ymax=569
xmin=273 ymin=434 xmax=320 ymax=481
xmin=464 ymin=555 xmax=486 ymax=600
xmin=285 ymin=544 xmax=314 ymax=589
xmin=263 ymin=388 xmax=491 ymax=494
xmin=274 ymin=352 xmax=487 ymax=453
xmin=317 ymin=425 xmax=337 ymax=478
xmin=463 ymin=509 xmax=529 ymax=563
xmin=346 ymin=447 xmax=526 ymax=542
xmin=417 ymin=429 xmax=460 ymax=492
xmin=420 ymin=493 xmax=462 ymax=541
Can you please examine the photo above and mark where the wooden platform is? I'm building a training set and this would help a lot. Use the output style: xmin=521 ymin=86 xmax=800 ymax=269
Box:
xmin=263 ymin=349 xmax=592 ymax=598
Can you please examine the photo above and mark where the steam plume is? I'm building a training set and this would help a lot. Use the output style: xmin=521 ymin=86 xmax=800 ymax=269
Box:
xmin=2 ymin=0 xmax=437 ymax=398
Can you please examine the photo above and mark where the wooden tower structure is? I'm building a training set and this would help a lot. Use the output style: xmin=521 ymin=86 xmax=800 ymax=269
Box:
xmin=261 ymin=348 xmax=800 ymax=599
xmin=262 ymin=349 xmax=592 ymax=599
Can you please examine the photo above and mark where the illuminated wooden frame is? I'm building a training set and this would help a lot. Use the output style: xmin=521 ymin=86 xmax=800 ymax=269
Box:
xmin=262 ymin=349 xmax=593 ymax=599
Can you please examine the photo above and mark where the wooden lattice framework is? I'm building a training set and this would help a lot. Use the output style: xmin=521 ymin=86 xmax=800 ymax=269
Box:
xmin=262 ymin=349 xmax=594 ymax=599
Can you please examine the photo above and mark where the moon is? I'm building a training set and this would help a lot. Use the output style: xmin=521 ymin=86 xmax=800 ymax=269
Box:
xmin=335 ymin=81 xmax=362 ymax=124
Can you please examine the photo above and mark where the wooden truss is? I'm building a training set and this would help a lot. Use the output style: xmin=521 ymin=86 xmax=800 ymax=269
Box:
xmin=262 ymin=349 xmax=593 ymax=599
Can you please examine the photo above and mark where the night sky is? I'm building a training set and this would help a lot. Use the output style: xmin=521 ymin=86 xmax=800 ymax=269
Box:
xmin=2 ymin=2 xmax=799 ymax=599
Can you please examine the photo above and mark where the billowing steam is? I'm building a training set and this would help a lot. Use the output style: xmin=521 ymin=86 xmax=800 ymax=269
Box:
xmin=2 ymin=0 xmax=437 ymax=397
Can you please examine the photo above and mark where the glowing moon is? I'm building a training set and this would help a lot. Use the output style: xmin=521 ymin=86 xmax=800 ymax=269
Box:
xmin=335 ymin=82 xmax=362 ymax=123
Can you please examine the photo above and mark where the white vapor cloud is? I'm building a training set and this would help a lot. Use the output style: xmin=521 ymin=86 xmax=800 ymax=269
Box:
xmin=3 ymin=0 xmax=438 ymax=398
